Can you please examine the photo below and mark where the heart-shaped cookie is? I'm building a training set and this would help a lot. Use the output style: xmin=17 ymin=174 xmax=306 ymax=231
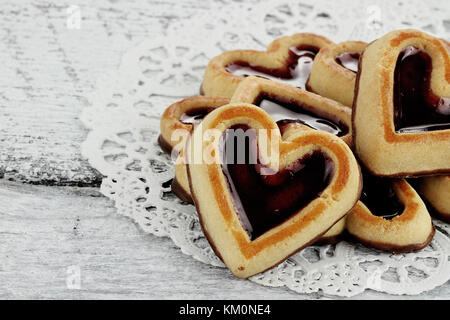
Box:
xmin=158 ymin=96 xmax=230 ymax=202
xmin=202 ymin=33 xmax=333 ymax=98
xmin=229 ymin=77 xmax=353 ymax=244
xmin=442 ymin=39 xmax=450 ymax=51
xmin=231 ymin=76 xmax=352 ymax=145
xmin=306 ymin=41 xmax=367 ymax=107
xmin=346 ymin=173 xmax=434 ymax=253
xmin=166 ymin=77 xmax=353 ymax=206
xmin=159 ymin=95 xmax=230 ymax=155
xmin=186 ymin=103 xmax=361 ymax=278
xmin=353 ymin=29 xmax=450 ymax=176
xmin=412 ymin=175 xmax=450 ymax=223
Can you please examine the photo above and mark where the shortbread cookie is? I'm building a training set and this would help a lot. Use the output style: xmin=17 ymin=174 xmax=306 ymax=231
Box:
xmin=158 ymin=96 xmax=230 ymax=202
xmin=186 ymin=104 xmax=361 ymax=278
xmin=230 ymin=77 xmax=352 ymax=145
xmin=442 ymin=39 xmax=450 ymax=51
xmin=230 ymin=77 xmax=353 ymax=244
xmin=315 ymin=218 xmax=347 ymax=245
xmin=202 ymin=33 xmax=333 ymax=98
xmin=307 ymin=41 xmax=367 ymax=107
xmin=172 ymin=77 xmax=352 ymax=204
xmin=273 ymin=115 xmax=347 ymax=244
xmin=159 ymin=96 xmax=230 ymax=155
xmin=346 ymin=171 xmax=434 ymax=253
xmin=353 ymin=29 xmax=450 ymax=177
xmin=413 ymin=175 xmax=450 ymax=223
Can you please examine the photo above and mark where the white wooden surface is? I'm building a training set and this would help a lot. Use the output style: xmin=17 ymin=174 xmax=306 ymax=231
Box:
xmin=2 ymin=180 xmax=450 ymax=299
xmin=0 ymin=0 xmax=449 ymax=299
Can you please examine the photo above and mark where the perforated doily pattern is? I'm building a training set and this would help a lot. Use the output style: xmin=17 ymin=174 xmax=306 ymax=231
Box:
xmin=81 ymin=0 xmax=450 ymax=297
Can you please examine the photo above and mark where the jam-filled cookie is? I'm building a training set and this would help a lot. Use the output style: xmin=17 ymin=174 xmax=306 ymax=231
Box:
xmin=413 ymin=175 xmax=450 ymax=223
xmin=353 ymin=29 xmax=450 ymax=177
xmin=158 ymin=96 xmax=230 ymax=202
xmin=230 ymin=77 xmax=353 ymax=244
xmin=307 ymin=41 xmax=367 ymax=107
xmin=346 ymin=170 xmax=434 ymax=253
xmin=171 ymin=76 xmax=352 ymax=205
xmin=315 ymin=218 xmax=347 ymax=245
xmin=230 ymin=77 xmax=353 ymax=145
xmin=442 ymin=39 xmax=450 ymax=51
xmin=202 ymin=33 xmax=333 ymax=98
xmin=186 ymin=103 xmax=361 ymax=278
xmin=159 ymin=96 xmax=230 ymax=155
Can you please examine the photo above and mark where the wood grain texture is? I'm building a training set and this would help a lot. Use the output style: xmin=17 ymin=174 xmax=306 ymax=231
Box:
xmin=0 ymin=180 xmax=312 ymax=299
xmin=0 ymin=0 xmax=449 ymax=299
xmin=0 ymin=0 xmax=199 ymax=186
xmin=1 ymin=180 xmax=449 ymax=299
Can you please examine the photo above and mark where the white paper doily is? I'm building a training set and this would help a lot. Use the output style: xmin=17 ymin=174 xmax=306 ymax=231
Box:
xmin=81 ymin=0 xmax=450 ymax=297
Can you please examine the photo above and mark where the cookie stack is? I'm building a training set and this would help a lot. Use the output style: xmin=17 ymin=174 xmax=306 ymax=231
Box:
xmin=158 ymin=29 xmax=450 ymax=278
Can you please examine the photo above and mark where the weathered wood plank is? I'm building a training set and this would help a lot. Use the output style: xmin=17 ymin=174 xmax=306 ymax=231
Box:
xmin=0 ymin=180 xmax=309 ymax=299
xmin=1 ymin=0 xmax=449 ymax=300
xmin=0 ymin=180 xmax=449 ymax=299
xmin=0 ymin=0 xmax=201 ymax=186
